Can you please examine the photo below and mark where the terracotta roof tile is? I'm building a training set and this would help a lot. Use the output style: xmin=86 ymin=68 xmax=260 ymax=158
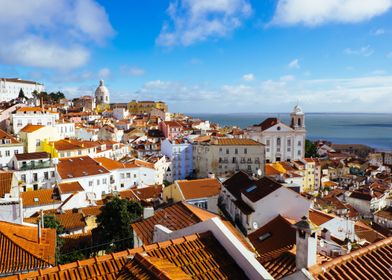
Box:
xmin=21 ymin=189 xmax=61 ymax=207
xmin=0 ymin=221 xmax=56 ymax=274
xmin=4 ymin=232 xmax=248 ymax=280
xmin=57 ymin=156 xmax=109 ymax=179
xmin=176 ymin=178 xmax=221 ymax=200
xmin=215 ymin=138 xmax=263 ymax=146
xmin=15 ymin=152 xmax=50 ymax=161
xmin=58 ymin=181 xmax=84 ymax=194
xmin=0 ymin=171 xmax=13 ymax=198
xmin=309 ymin=209 xmax=335 ymax=226
xmin=19 ymin=124 xmax=45 ymax=133
xmin=0 ymin=128 xmax=19 ymax=144
xmin=309 ymin=236 xmax=392 ymax=280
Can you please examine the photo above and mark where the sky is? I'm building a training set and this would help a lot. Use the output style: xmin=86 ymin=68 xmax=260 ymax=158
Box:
xmin=1 ymin=0 xmax=392 ymax=113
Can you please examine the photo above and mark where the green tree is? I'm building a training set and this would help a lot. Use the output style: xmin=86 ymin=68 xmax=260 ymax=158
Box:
xmin=18 ymin=88 xmax=26 ymax=99
xmin=43 ymin=215 xmax=64 ymax=264
xmin=92 ymin=197 xmax=143 ymax=253
xmin=305 ymin=139 xmax=318 ymax=158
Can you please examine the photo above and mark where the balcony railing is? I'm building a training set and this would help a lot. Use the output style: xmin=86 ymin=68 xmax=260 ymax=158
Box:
xmin=20 ymin=162 xmax=54 ymax=171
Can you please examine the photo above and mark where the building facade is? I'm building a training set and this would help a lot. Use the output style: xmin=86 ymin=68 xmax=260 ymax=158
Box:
xmin=193 ymin=138 xmax=265 ymax=178
xmin=0 ymin=78 xmax=44 ymax=102
xmin=245 ymin=105 xmax=306 ymax=163
xmin=161 ymin=139 xmax=193 ymax=181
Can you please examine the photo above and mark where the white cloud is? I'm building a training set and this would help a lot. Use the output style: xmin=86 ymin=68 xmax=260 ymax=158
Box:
xmin=242 ymin=73 xmax=255 ymax=81
xmin=98 ymin=68 xmax=111 ymax=79
xmin=133 ymin=75 xmax=392 ymax=113
xmin=0 ymin=0 xmax=114 ymax=69
xmin=288 ymin=59 xmax=300 ymax=69
xmin=157 ymin=0 xmax=252 ymax=46
xmin=373 ymin=28 xmax=385 ymax=35
xmin=271 ymin=0 xmax=392 ymax=26
xmin=344 ymin=46 xmax=374 ymax=57
xmin=121 ymin=66 xmax=146 ymax=76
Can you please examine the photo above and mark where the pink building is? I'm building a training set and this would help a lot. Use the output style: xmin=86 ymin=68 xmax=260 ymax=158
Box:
xmin=159 ymin=121 xmax=183 ymax=140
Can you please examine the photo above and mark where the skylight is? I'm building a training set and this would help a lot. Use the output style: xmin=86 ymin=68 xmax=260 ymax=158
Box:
xmin=246 ymin=185 xmax=257 ymax=193
xmin=258 ymin=232 xmax=271 ymax=242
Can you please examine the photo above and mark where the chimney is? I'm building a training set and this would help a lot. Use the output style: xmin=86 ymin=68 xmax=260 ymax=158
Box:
xmin=292 ymin=216 xmax=320 ymax=270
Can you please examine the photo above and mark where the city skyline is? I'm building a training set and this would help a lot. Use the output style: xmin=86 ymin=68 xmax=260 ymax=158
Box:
xmin=1 ymin=0 xmax=392 ymax=113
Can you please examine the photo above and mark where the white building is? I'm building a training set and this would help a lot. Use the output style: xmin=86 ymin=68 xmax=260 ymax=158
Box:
xmin=56 ymin=156 xmax=111 ymax=201
xmin=245 ymin=105 xmax=306 ymax=163
xmin=12 ymin=107 xmax=59 ymax=134
xmin=161 ymin=139 xmax=193 ymax=181
xmin=0 ymin=78 xmax=44 ymax=102
xmin=9 ymin=152 xmax=56 ymax=192
xmin=95 ymin=80 xmax=110 ymax=105
xmin=0 ymin=129 xmax=24 ymax=168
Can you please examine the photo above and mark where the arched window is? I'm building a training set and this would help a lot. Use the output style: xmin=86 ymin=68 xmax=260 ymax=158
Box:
xmin=277 ymin=137 xmax=281 ymax=146
xmin=298 ymin=118 xmax=301 ymax=126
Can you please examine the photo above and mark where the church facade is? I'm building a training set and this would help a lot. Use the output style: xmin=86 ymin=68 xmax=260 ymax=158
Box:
xmin=245 ymin=105 xmax=306 ymax=163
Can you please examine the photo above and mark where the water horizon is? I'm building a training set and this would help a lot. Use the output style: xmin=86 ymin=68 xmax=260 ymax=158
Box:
xmin=187 ymin=112 xmax=392 ymax=152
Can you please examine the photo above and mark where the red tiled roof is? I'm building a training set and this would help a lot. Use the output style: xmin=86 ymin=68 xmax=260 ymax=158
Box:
xmin=15 ymin=152 xmax=50 ymax=161
xmin=309 ymin=236 xmax=392 ymax=280
xmin=21 ymin=189 xmax=60 ymax=207
xmin=0 ymin=171 xmax=13 ymax=198
xmin=58 ymin=181 xmax=84 ymax=194
xmin=256 ymin=118 xmax=280 ymax=131
xmin=0 ymin=221 xmax=56 ymax=274
xmin=176 ymin=178 xmax=221 ymax=200
xmin=20 ymin=124 xmax=45 ymax=133
xmin=309 ymin=209 xmax=335 ymax=226
xmin=4 ymin=232 xmax=248 ymax=280
xmin=0 ymin=128 xmax=19 ymax=144
xmin=57 ymin=156 xmax=109 ymax=179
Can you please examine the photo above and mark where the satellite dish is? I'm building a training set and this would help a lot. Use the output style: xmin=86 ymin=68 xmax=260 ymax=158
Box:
xmin=253 ymin=222 xmax=258 ymax=230
xmin=320 ymin=239 xmax=325 ymax=248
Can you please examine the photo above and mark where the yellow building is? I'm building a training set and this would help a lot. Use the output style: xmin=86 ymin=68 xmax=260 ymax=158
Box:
xmin=127 ymin=100 xmax=168 ymax=114
xmin=41 ymin=139 xmax=99 ymax=158
xmin=302 ymin=158 xmax=316 ymax=193
xmin=19 ymin=124 xmax=61 ymax=153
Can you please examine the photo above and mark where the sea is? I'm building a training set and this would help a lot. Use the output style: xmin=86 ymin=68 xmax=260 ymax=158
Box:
xmin=188 ymin=113 xmax=392 ymax=152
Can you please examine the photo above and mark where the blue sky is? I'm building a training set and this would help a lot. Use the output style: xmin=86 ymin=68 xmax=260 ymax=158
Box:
xmin=1 ymin=0 xmax=392 ymax=113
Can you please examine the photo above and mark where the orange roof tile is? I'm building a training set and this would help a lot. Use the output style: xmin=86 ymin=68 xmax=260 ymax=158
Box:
xmin=0 ymin=171 xmax=13 ymax=198
xmin=0 ymin=221 xmax=56 ymax=274
xmin=58 ymin=181 xmax=84 ymax=194
xmin=21 ymin=189 xmax=61 ymax=207
xmin=19 ymin=124 xmax=45 ymax=133
xmin=309 ymin=236 xmax=392 ymax=280
xmin=5 ymin=232 xmax=248 ymax=280
xmin=57 ymin=156 xmax=109 ymax=179
xmin=216 ymin=138 xmax=263 ymax=146
xmin=176 ymin=178 xmax=221 ymax=200
xmin=0 ymin=128 xmax=20 ymax=144
xmin=309 ymin=209 xmax=335 ymax=226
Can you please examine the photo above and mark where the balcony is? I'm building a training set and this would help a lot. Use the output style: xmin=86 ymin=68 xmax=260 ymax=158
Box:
xmin=20 ymin=161 xmax=54 ymax=171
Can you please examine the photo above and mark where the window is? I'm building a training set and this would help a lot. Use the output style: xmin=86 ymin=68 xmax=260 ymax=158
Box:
xmin=36 ymin=139 xmax=40 ymax=147
xmin=78 ymin=150 xmax=82 ymax=155
xmin=5 ymin=150 xmax=10 ymax=157
xmin=51 ymin=171 xmax=55 ymax=177
xmin=33 ymin=173 xmax=38 ymax=181
xmin=97 ymin=179 xmax=100 ymax=185
xmin=266 ymin=140 xmax=270 ymax=146
xmin=277 ymin=138 xmax=281 ymax=146
xmin=226 ymin=149 xmax=229 ymax=154
xmin=298 ymin=140 xmax=302 ymax=146
xmin=235 ymin=148 xmax=238 ymax=154
xmin=287 ymin=139 xmax=291 ymax=146
xmin=21 ymin=174 xmax=26 ymax=182
xmin=298 ymin=150 xmax=301 ymax=156
xmin=44 ymin=172 xmax=48 ymax=180
xmin=89 ymin=181 xmax=93 ymax=187
xmin=126 ymin=173 xmax=130 ymax=178
xmin=120 ymin=173 xmax=125 ymax=179
xmin=103 ymin=178 xmax=107 ymax=184
xmin=244 ymin=148 xmax=247 ymax=154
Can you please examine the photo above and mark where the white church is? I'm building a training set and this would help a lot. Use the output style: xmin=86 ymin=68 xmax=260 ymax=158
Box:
xmin=245 ymin=105 xmax=306 ymax=163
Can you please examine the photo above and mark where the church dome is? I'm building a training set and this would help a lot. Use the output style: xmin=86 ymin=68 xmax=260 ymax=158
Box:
xmin=292 ymin=104 xmax=304 ymax=115
xmin=95 ymin=80 xmax=110 ymax=104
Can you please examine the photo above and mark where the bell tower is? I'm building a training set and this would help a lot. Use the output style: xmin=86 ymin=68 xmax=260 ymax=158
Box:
xmin=290 ymin=104 xmax=305 ymax=130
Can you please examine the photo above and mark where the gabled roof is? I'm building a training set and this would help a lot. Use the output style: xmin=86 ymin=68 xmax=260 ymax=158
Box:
xmin=309 ymin=236 xmax=392 ymax=280
xmin=131 ymin=202 xmax=215 ymax=245
xmin=57 ymin=156 xmax=109 ymax=179
xmin=19 ymin=124 xmax=45 ymax=133
xmin=0 ymin=221 xmax=56 ymax=274
xmin=0 ymin=171 xmax=13 ymax=198
xmin=223 ymin=171 xmax=254 ymax=200
xmin=0 ymin=128 xmax=19 ymax=144
xmin=3 ymin=232 xmax=248 ymax=280
xmin=176 ymin=178 xmax=221 ymax=200
xmin=21 ymin=189 xmax=60 ymax=207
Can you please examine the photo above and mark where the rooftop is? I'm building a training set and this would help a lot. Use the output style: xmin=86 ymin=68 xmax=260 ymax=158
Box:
xmin=57 ymin=156 xmax=110 ymax=179
xmin=176 ymin=178 xmax=221 ymax=200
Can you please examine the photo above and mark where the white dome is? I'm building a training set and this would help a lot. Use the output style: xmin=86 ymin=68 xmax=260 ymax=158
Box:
xmin=95 ymin=80 xmax=110 ymax=104
xmin=293 ymin=104 xmax=304 ymax=115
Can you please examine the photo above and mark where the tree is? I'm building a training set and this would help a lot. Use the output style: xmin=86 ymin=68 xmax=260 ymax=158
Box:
xmin=43 ymin=215 xmax=64 ymax=264
xmin=305 ymin=139 xmax=318 ymax=158
xmin=18 ymin=88 xmax=26 ymax=99
xmin=92 ymin=197 xmax=143 ymax=253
